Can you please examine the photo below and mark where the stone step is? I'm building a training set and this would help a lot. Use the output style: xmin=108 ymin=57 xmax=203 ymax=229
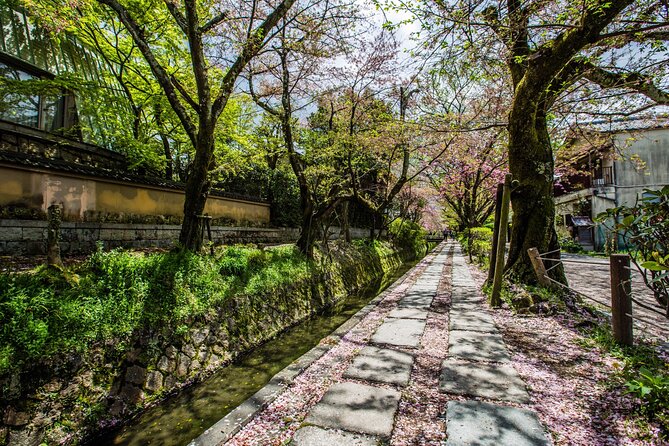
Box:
xmin=449 ymin=330 xmax=511 ymax=363
xmin=371 ymin=318 xmax=426 ymax=348
xmin=291 ymin=427 xmax=377 ymax=446
xmin=343 ymin=346 xmax=414 ymax=386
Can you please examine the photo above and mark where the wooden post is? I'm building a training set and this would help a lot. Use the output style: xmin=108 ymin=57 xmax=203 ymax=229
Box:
xmin=610 ymin=253 xmax=633 ymax=346
xmin=490 ymin=174 xmax=512 ymax=307
xmin=527 ymin=248 xmax=551 ymax=287
xmin=487 ymin=183 xmax=504 ymax=284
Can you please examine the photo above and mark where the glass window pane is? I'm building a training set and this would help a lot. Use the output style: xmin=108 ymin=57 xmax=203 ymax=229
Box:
xmin=42 ymin=95 xmax=64 ymax=132
xmin=0 ymin=62 xmax=39 ymax=127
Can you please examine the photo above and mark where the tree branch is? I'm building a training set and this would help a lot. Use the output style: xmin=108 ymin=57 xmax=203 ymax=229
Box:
xmin=212 ymin=0 xmax=298 ymax=118
xmin=163 ymin=0 xmax=188 ymax=33
xmin=200 ymin=11 xmax=228 ymax=34
xmin=584 ymin=64 xmax=669 ymax=105
xmin=96 ymin=0 xmax=197 ymax=146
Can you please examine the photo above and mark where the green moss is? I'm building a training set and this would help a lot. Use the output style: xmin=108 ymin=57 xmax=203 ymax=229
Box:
xmin=0 ymin=241 xmax=405 ymax=376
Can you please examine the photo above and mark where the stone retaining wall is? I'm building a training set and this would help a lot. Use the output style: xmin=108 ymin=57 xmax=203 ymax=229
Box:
xmin=0 ymin=244 xmax=407 ymax=446
xmin=0 ymin=220 xmax=371 ymax=255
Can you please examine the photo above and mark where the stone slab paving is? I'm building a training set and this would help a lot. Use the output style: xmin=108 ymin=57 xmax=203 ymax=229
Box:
xmin=304 ymin=382 xmax=401 ymax=437
xmin=442 ymin=246 xmax=550 ymax=446
xmin=449 ymin=310 xmax=498 ymax=333
xmin=387 ymin=307 xmax=429 ymax=320
xmin=397 ymin=295 xmax=434 ymax=310
xmin=343 ymin=346 xmax=414 ymax=386
xmin=445 ymin=401 xmax=550 ymax=446
xmin=371 ymin=313 xmax=426 ymax=347
xmin=449 ymin=330 xmax=511 ymax=363
xmin=440 ymin=359 xmax=530 ymax=403
xmin=290 ymin=426 xmax=378 ymax=446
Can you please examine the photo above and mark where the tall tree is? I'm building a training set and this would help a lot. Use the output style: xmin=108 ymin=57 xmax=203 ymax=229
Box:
xmin=388 ymin=0 xmax=669 ymax=282
xmin=247 ymin=0 xmax=361 ymax=256
xmin=32 ymin=0 xmax=300 ymax=251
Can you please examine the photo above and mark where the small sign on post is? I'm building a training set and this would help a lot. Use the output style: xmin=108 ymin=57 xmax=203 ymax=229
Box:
xmin=610 ymin=254 xmax=633 ymax=346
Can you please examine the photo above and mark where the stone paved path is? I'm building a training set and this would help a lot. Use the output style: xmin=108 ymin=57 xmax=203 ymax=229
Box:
xmin=193 ymin=242 xmax=553 ymax=445
xmin=442 ymin=246 xmax=549 ymax=446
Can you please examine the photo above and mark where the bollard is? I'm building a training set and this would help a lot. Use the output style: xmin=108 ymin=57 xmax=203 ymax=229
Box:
xmin=610 ymin=254 xmax=633 ymax=346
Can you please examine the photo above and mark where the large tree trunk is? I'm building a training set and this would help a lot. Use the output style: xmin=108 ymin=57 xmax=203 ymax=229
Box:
xmin=179 ymin=129 xmax=214 ymax=252
xmin=339 ymin=201 xmax=351 ymax=243
xmin=296 ymin=201 xmax=317 ymax=258
xmin=505 ymin=93 xmax=565 ymax=283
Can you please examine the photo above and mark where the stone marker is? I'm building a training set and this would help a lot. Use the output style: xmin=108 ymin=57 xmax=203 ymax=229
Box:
xmin=343 ymin=346 xmax=414 ymax=386
xmin=449 ymin=331 xmax=511 ymax=363
xmin=371 ymin=318 xmax=426 ymax=347
xmin=290 ymin=426 xmax=378 ymax=446
xmin=439 ymin=359 xmax=530 ymax=403
xmin=445 ymin=401 xmax=550 ymax=446
xmin=305 ymin=382 xmax=400 ymax=437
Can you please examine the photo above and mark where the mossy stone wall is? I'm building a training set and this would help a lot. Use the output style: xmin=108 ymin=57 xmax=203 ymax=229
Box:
xmin=0 ymin=243 xmax=405 ymax=445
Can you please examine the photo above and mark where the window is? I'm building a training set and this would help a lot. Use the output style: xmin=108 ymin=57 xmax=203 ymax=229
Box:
xmin=0 ymin=61 xmax=68 ymax=132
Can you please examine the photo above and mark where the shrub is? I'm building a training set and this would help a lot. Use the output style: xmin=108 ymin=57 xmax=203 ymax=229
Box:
xmin=597 ymin=185 xmax=669 ymax=311
xmin=461 ymin=227 xmax=493 ymax=265
xmin=0 ymin=244 xmax=310 ymax=374
xmin=388 ymin=219 xmax=427 ymax=258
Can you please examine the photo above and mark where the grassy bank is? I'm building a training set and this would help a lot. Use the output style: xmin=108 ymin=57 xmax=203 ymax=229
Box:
xmin=0 ymin=240 xmax=413 ymax=376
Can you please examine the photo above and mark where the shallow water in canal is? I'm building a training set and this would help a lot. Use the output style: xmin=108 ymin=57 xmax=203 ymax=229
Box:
xmin=95 ymin=261 xmax=415 ymax=446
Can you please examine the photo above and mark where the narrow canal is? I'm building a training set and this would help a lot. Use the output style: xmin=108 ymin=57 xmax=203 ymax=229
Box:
xmin=96 ymin=260 xmax=416 ymax=446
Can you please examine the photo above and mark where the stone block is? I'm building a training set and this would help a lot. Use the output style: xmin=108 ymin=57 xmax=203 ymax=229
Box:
xmin=4 ymin=407 xmax=30 ymax=426
xmin=440 ymin=360 xmax=530 ymax=403
xmin=120 ymin=384 xmax=144 ymax=404
xmin=0 ymin=227 xmax=22 ymax=240
xmin=305 ymin=382 xmax=400 ymax=437
xmin=22 ymin=227 xmax=45 ymax=240
xmin=189 ymin=359 xmax=201 ymax=374
xmin=191 ymin=327 xmax=210 ymax=346
xmin=165 ymin=345 xmax=178 ymax=359
xmin=144 ymin=370 xmax=164 ymax=393
xmin=371 ymin=318 xmax=425 ymax=348
xmin=125 ymin=365 xmax=147 ymax=385
xmin=182 ymin=344 xmax=197 ymax=358
xmin=343 ymin=346 xmax=414 ymax=386
xmin=176 ymin=354 xmax=191 ymax=378
xmin=444 ymin=401 xmax=550 ymax=446
xmin=157 ymin=356 xmax=175 ymax=374
xmin=448 ymin=330 xmax=511 ymax=363
xmin=291 ymin=426 xmax=378 ymax=446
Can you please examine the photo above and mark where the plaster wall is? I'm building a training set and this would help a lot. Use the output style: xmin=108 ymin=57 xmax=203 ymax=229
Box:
xmin=0 ymin=166 xmax=270 ymax=224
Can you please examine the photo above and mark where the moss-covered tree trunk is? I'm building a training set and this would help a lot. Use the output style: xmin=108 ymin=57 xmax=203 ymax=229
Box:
xmin=179 ymin=127 xmax=214 ymax=252
xmin=496 ymin=0 xmax=633 ymax=283
xmin=505 ymin=86 xmax=563 ymax=282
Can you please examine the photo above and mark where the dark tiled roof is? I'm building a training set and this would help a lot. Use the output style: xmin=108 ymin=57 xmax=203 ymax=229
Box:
xmin=0 ymin=150 xmax=268 ymax=204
